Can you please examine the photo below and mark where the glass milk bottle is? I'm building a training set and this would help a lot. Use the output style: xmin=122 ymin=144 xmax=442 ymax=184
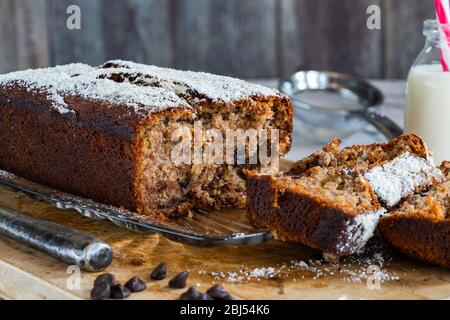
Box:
xmin=405 ymin=20 xmax=450 ymax=164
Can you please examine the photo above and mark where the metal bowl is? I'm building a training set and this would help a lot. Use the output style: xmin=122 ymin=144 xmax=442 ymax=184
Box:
xmin=279 ymin=71 xmax=402 ymax=142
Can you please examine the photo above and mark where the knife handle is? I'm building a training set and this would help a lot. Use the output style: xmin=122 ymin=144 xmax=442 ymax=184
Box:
xmin=0 ymin=205 xmax=112 ymax=272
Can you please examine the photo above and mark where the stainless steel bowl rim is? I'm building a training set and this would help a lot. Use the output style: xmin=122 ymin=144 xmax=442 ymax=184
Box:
xmin=279 ymin=70 xmax=384 ymax=116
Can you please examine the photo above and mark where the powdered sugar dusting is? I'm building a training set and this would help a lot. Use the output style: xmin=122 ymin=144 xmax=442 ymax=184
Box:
xmin=71 ymin=76 xmax=187 ymax=114
xmin=364 ymin=152 xmax=444 ymax=207
xmin=103 ymin=60 xmax=282 ymax=102
xmin=0 ymin=63 xmax=229 ymax=115
xmin=335 ymin=209 xmax=385 ymax=255
xmin=0 ymin=169 xmax=15 ymax=180
xmin=0 ymin=63 xmax=92 ymax=114
xmin=198 ymin=249 xmax=400 ymax=284
xmin=199 ymin=267 xmax=280 ymax=283
xmin=0 ymin=61 xmax=281 ymax=115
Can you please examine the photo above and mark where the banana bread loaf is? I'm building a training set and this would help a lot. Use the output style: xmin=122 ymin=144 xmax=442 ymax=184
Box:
xmin=246 ymin=166 xmax=385 ymax=256
xmin=379 ymin=161 xmax=450 ymax=268
xmin=288 ymin=135 xmax=443 ymax=207
xmin=246 ymin=135 xmax=443 ymax=256
xmin=0 ymin=60 xmax=293 ymax=218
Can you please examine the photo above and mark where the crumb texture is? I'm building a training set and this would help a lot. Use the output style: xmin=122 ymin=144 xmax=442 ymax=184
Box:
xmin=288 ymin=134 xmax=442 ymax=207
xmin=379 ymin=161 xmax=450 ymax=268
xmin=246 ymin=168 xmax=384 ymax=256
xmin=0 ymin=61 xmax=293 ymax=217
xmin=246 ymin=134 xmax=441 ymax=257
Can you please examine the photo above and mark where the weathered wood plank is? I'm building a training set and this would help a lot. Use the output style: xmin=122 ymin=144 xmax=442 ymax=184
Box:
xmin=0 ymin=0 xmax=438 ymax=79
xmin=1 ymin=161 xmax=450 ymax=300
xmin=47 ymin=0 xmax=105 ymax=66
xmin=384 ymin=0 xmax=435 ymax=79
xmin=0 ymin=1 xmax=17 ymax=73
xmin=12 ymin=0 xmax=49 ymax=70
xmin=100 ymin=0 xmax=174 ymax=67
xmin=0 ymin=0 xmax=49 ymax=73
xmin=174 ymin=0 xmax=278 ymax=78
xmin=279 ymin=0 xmax=384 ymax=79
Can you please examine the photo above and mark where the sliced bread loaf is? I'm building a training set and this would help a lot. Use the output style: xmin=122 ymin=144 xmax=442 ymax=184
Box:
xmin=288 ymin=134 xmax=444 ymax=207
xmin=246 ymin=135 xmax=443 ymax=257
xmin=379 ymin=162 xmax=450 ymax=268
xmin=246 ymin=166 xmax=385 ymax=256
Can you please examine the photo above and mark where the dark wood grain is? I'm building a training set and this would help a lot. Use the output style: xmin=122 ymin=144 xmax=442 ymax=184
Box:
xmin=0 ymin=0 xmax=49 ymax=73
xmin=0 ymin=1 xmax=17 ymax=73
xmin=12 ymin=0 xmax=49 ymax=70
xmin=1 ymin=158 xmax=450 ymax=300
xmin=100 ymin=0 xmax=174 ymax=67
xmin=0 ymin=0 xmax=437 ymax=79
xmin=384 ymin=0 xmax=435 ymax=79
xmin=174 ymin=0 xmax=278 ymax=78
xmin=279 ymin=0 xmax=384 ymax=79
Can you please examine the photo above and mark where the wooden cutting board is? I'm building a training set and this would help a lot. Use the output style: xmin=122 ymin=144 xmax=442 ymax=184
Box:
xmin=0 ymin=164 xmax=449 ymax=300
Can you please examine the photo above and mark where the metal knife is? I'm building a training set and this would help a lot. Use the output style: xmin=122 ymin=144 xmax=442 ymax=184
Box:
xmin=0 ymin=205 xmax=112 ymax=272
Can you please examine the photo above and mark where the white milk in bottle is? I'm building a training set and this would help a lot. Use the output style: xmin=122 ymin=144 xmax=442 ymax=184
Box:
xmin=405 ymin=20 xmax=450 ymax=164
xmin=405 ymin=65 xmax=450 ymax=163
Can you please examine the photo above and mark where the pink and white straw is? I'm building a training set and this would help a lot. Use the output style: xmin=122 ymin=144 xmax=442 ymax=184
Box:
xmin=435 ymin=0 xmax=450 ymax=71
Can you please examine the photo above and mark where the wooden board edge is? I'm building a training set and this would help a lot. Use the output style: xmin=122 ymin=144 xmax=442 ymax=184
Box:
xmin=0 ymin=259 xmax=81 ymax=300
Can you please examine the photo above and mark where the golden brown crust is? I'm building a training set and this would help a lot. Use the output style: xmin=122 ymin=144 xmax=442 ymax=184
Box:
xmin=441 ymin=161 xmax=450 ymax=179
xmin=245 ymin=170 xmax=382 ymax=256
xmin=0 ymin=83 xmax=151 ymax=211
xmin=342 ymin=134 xmax=428 ymax=159
xmin=287 ymin=138 xmax=341 ymax=175
xmin=246 ymin=134 xmax=440 ymax=257
xmin=379 ymin=215 xmax=450 ymax=268
xmin=0 ymin=64 xmax=293 ymax=217
xmin=288 ymin=134 xmax=430 ymax=177
xmin=378 ymin=161 xmax=450 ymax=268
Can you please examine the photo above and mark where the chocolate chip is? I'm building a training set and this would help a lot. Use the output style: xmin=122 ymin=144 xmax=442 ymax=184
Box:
xmin=109 ymin=284 xmax=131 ymax=299
xmin=150 ymin=262 xmax=167 ymax=280
xmin=312 ymin=252 xmax=324 ymax=262
xmin=180 ymin=287 xmax=213 ymax=300
xmin=94 ymin=273 xmax=116 ymax=287
xmin=206 ymin=284 xmax=232 ymax=300
xmin=90 ymin=281 xmax=111 ymax=300
xmin=169 ymin=271 xmax=189 ymax=289
xmin=179 ymin=177 xmax=190 ymax=193
xmin=180 ymin=287 xmax=203 ymax=300
xmin=125 ymin=276 xmax=147 ymax=292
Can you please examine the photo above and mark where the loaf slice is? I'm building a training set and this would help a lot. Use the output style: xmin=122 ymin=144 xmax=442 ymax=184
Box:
xmin=246 ymin=166 xmax=385 ymax=256
xmin=379 ymin=162 xmax=450 ymax=268
xmin=0 ymin=61 xmax=293 ymax=218
xmin=288 ymin=134 xmax=444 ymax=207
xmin=246 ymin=135 xmax=443 ymax=256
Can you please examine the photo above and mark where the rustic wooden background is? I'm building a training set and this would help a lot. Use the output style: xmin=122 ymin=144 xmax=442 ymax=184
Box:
xmin=0 ymin=0 xmax=435 ymax=79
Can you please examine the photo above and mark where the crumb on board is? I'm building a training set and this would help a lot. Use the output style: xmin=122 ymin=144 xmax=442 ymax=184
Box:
xmin=197 ymin=250 xmax=400 ymax=284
